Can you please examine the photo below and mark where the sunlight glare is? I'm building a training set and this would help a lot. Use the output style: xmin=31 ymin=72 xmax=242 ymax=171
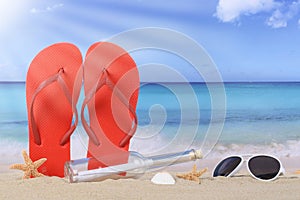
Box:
xmin=0 ymin=1 xmax=32 ymax=32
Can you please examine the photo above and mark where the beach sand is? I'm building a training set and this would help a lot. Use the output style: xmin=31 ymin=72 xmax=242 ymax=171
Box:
xmin=1 ymin=167 xmax=299 ymax=200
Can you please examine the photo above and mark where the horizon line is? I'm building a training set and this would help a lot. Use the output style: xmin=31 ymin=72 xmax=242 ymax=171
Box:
xmin=1 ymin=80 xmax=300 ymax=84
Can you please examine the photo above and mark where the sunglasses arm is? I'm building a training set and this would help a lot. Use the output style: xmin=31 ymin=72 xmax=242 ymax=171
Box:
xmin=280 ymin=167 xmax=286 ymax=175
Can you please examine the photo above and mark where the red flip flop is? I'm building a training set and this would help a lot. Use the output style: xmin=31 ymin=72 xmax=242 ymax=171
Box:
xmin=26 ymin=43 xmax=82 ymax=177
xmin=81 ymin=42 xmax=139 ymax=169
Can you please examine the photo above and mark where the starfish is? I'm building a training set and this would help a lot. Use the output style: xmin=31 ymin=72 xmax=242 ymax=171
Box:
xmin=176 ymin=164 xmax=207 ymax=184
xmin=10 ymin=150 xmax=47 ymax=179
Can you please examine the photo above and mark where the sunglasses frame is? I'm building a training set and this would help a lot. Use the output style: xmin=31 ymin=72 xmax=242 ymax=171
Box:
xmin=212 ymin=154 xmax=285 ymax=182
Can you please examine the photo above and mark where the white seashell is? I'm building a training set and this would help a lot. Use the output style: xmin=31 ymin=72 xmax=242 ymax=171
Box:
xmin=151 ymin=172 xmax=176 ymax=185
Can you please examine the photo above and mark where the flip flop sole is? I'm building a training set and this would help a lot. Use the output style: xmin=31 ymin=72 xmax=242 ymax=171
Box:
xmin=84 ymin=42 xmax=139 ymax=167
xmin=26 ymin=43 xmax=82 ymax=177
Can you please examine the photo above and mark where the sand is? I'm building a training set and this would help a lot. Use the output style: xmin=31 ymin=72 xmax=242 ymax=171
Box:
xmin=0 ymin=169 xmax=299 ymax=200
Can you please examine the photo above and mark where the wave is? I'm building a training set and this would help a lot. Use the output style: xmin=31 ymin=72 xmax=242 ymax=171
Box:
xmin=1 ymin=132 xmax=299 ymax=171
xmin=0 ymin=139 xmax=28 ymax=166
xmin=130 ymin=135 xmax=300 ymax=159
xmin=2 ymin=108 xmax=300 ymax=128
xmin=0 ymin=120 xmax=28 ymax=126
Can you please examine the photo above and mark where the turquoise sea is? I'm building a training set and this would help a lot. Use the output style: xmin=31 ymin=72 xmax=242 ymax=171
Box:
xmin=1 ymin=82 xmax=300 ymax=165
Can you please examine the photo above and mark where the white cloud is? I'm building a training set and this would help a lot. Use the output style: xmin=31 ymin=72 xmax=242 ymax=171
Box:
xmin=266 ymin=9 xmax=287 ymax=28
xmin=215 ymin=0 xmax=278 ymax=22
xmin=30 ymin=3 xmax=63 ymax=14
xmin=215 ymin=0 xmax=300 ymax=28
xmin=266 ymin=0 xmax=300 ymax=28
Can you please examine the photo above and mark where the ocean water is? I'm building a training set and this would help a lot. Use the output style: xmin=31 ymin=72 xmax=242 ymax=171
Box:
xmin=1 ymin=82 xmax=300 ymax=166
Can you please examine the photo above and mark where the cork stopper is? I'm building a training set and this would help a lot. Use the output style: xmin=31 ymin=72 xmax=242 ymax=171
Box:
xmin=189 ymin=149 xmax=203 ymax=160
xmin=194 ymin=149 xmax=203 ymax=159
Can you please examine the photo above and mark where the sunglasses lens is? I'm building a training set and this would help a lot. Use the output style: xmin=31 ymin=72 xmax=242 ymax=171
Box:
xmin=248 ymin=156 xmax=281 ymax=180
xmin=213 ymin=156 xmax=242 ymax=177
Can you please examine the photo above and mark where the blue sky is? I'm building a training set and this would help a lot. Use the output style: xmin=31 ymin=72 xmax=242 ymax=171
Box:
xmin=0 ymin=0 xmax=300 ymax=82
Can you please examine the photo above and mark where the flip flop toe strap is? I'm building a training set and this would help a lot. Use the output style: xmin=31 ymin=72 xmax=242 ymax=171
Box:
xmin=30 ymin=68 xmax=78 ymax=146
xmin=81 ymin=70 xmax=137 ymax=147
xmin=105 ymin=71 xmax=137 ymax=147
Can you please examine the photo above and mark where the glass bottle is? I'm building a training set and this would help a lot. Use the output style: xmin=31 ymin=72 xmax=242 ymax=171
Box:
xmin=64 ymin=148 xmax=202 ymax=183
